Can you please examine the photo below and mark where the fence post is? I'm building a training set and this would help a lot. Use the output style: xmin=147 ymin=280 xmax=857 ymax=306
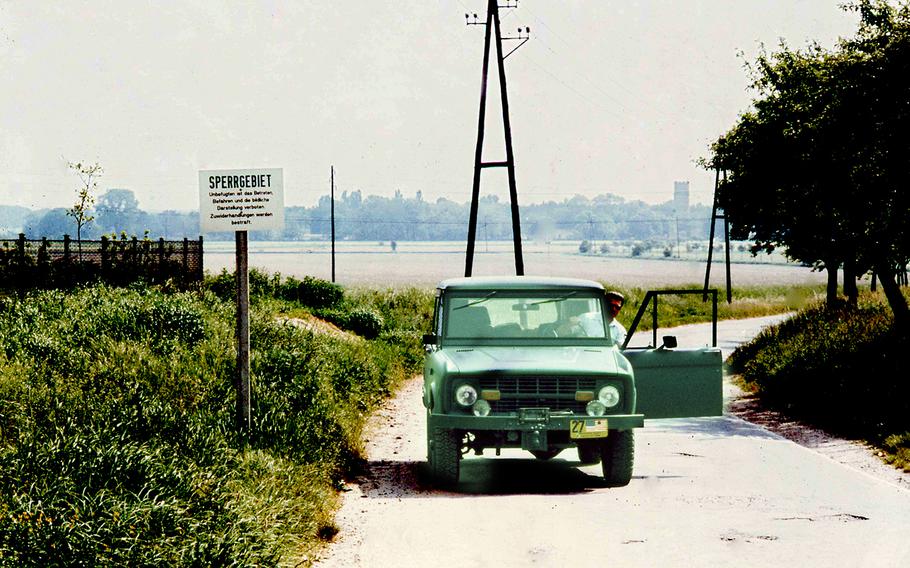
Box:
xmin=36 ymin=237 xmax=49 ymax=287
xmin=183 ymin=238 xmax=189 ymax=275
xmin=14 ymin=234 xmax=26 ymax=297
xmin=16 ymin=233 xmax=25 ymax=264
xmin=101 ymin=235 xmax=109 ymax=277
xmin=197 ymin=236 xmax=204 ymax=282
xmin=63 ymin=235 xmax=71 ymax=264
xmin=158 ymin=238 xmax=165 ymax=281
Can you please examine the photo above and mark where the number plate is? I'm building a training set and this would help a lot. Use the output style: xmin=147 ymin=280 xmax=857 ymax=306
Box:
xmin=570 ymin=419 xmax=609 ymax=439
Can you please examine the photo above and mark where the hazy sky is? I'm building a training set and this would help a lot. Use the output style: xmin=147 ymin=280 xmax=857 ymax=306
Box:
xmin=1 ymin=1 xmax=859 ymax=212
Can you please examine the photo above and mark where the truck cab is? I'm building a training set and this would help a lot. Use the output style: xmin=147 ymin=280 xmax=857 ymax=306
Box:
xmin=422 ymin=276 xmax=722 ymax=486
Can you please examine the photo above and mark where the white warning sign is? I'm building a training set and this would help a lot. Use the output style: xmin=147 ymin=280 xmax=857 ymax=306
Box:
xmin=199 ymin=168 xmax=285 ymax=232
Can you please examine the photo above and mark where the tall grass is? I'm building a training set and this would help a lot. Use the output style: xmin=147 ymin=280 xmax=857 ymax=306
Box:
xmin=0 ymin=278 xmax=433 ymax=566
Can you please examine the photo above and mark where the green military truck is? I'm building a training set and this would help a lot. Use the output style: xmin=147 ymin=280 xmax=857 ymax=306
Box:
xmin=422 ymin=276 xmax=722 ymax=486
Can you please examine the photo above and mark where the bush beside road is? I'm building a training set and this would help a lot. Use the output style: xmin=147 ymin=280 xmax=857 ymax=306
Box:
xmin=729 ymin=292 xmax=910 ymax=472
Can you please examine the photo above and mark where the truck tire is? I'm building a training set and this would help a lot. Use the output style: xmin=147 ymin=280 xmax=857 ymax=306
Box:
xmin=577 ymin=442 xmax=601 ymax=465
xmin=600 ymin=430 xmax=634 ymax=487
xmin=430 ymin=428 xmax=461 ymax=486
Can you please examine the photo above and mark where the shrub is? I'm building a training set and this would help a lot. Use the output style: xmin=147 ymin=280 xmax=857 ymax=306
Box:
xmin=295 ymin=276 xmax=344 ymax=309
xmin=729 ymin=296 xmax=909 ymax=439
xmin=206 ymin=268 xmax=291 ymax=302
xmin=345 ymin=308 xmax=384 ymax=339
xmin=206 ymin=268 xmax=234 ymax=300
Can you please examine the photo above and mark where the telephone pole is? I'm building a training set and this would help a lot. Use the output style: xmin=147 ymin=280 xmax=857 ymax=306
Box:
xmin=330 ymin=165 xmax=336 ymax=283
xmin=464 ymin=0 xmax=531 ymax=277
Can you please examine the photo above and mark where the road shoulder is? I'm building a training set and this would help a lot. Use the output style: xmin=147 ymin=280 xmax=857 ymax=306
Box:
xmin=726 ymin=378 xmax=910 ymax=492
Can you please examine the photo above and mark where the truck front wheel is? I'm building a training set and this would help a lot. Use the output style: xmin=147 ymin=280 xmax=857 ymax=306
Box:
xmin=429 ymin=428 xmax=461 ymax=486
xmin=600 ymin=430 xmax=634 ymax=487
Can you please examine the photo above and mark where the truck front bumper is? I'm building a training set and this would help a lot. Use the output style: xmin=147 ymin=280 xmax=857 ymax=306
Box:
xmin=428 ymin=412 xmax=644 ymax=431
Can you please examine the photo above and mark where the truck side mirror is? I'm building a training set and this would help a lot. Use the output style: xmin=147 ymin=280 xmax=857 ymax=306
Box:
xmin=423 ymin=333 xmax=438 ymax=345
xmin=660 ymin=335 xmax=678 ymax=349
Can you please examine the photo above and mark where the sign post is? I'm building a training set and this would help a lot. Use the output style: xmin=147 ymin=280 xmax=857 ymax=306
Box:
xmin=235 ymin=229 xmax=250 ymax=431
xmin=199 ymin=168 xmax=284 ymax=434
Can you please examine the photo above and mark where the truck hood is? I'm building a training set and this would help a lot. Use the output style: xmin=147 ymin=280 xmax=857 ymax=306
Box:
xmin=442 ymin=346 xmax=627 ymax=376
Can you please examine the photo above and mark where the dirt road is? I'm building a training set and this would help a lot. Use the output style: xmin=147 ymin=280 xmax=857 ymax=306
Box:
xmin=315 ymin=316 xmax=910 ymax=568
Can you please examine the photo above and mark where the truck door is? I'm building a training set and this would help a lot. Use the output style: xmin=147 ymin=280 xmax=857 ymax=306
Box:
xmin=623 ymin=347 xmax=723 ymax=419
xmin=619 ymin=289 xmax=723 ymax=419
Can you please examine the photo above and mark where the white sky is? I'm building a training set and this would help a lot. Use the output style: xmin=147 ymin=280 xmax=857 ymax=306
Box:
xmin=1 ymin=1 xmax=859 ymax=212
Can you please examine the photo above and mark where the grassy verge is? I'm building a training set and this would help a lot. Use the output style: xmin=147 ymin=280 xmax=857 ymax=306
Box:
xmin=0 ymin=274 xmax=433 ymax=566
xmin=727 ymin=292 xmax=910 ymax=471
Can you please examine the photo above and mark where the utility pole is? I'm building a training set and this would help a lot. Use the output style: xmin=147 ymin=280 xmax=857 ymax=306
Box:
xmin=330 ymin=165 xmax=336 ymax=282
xmin=483 ymin=219 xmax=489 ymax=252
xmin=464 ymin=0 xmax=531 ymax=277
xmin=675 ymin=214 xmax=680 ymax=258
xmin=703 ymin=166 xmax=732 ymax=303
xmin=586 ymin=216 xmax=596 ymax=252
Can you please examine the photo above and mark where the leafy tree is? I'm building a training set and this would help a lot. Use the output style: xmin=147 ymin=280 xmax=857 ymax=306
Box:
xmin=707 ymin=0 xmax=910 ymax=328
xmin=96 ymin=188 xmax=140 ymax=233
xmin=66 ymin=161 xmax=102 ymax=260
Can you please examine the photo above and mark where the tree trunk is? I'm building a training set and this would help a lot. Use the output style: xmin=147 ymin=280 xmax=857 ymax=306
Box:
xmin=825 ymin=261 xmax=839 ymax=306
xmin=875 ymin=262 xmax=910 ymax=333
xmin=843 ymin=259 xmax=859 ymax=306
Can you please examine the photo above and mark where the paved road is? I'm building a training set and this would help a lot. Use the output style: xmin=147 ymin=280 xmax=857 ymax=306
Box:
xmin=316 ymin=315 xmax=910 ymax=568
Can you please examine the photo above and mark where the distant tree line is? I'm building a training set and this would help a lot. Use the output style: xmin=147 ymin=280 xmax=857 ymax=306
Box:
xmin=1 ymin=189 xmax=711 ymax=244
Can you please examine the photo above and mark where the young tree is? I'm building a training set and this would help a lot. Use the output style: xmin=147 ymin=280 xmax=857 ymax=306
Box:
xmin=66 ymin=160 xmax=102 ymax=261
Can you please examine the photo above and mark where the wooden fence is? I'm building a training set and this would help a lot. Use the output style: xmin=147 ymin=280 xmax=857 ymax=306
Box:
xmin=0 ymin=234 xmax=204 ymax=290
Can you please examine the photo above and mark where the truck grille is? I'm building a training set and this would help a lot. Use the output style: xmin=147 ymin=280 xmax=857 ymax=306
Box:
xmin=478 ymin=376 xmax=596 ymax=415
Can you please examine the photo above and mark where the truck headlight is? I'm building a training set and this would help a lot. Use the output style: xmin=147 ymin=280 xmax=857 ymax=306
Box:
xmin=598 ymin=385 xmax=621 ymax=408
xmin=455 ymin=384 xmax=478 ymax=407
xmin=586 ymin=400 xmax=606 ymax=416
xmin=472 ymin=399 xmax=491 ymax=417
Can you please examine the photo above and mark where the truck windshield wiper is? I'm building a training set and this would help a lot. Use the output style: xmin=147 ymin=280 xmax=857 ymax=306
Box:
xmin=453 ymin=291 xmax=497 ymax=310
xmin=531 ymin=291 xmax=576 ymax=306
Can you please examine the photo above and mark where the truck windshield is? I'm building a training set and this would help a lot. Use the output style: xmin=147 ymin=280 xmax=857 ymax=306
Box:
xmin=444 ymin=291 xmax=607 ymax=340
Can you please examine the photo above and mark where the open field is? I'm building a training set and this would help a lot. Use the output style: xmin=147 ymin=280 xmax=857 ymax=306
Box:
xmin=204 ymin=240 xmax=835 ymax=288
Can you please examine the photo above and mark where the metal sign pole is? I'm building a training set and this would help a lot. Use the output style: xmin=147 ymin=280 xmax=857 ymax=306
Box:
xmin=235 ymin=229 xmax=251 ymax=434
